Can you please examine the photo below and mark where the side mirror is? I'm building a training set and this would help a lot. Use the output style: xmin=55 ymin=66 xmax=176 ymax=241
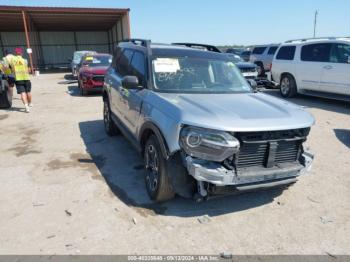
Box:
xmin=68 ymin=58 xmax=72 ymax=62
xmin=122 ymin=75 xmax=140 ymax=89
xmin=348 ymin=56 xmax=350 ymax=64
xmin=247 ymin=79 xmax=258 ymax=92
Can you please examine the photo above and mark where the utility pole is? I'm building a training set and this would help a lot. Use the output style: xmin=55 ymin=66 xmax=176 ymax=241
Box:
xmin=313 ymin=10 xmax=318 ymax=38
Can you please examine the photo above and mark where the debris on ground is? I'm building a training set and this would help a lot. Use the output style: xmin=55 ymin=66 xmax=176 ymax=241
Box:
xmin=198 ymin=215 xmax=211 ymax=224
xmin=307 ymin=196 xmax=321 ymax=204
xmin=320 ymin=216 xmax=333 ymax=224
xmin=132 ymin=218 xmax=137 ymax=225
xmin=114 ymin=208 xmax=119 ymax=212
xmin=325 ymin=252 xmax=337 ymax=259
xmin=46 ymin=235 xmax=56 ymax=239
xmin=220 ymin=252 xmax=233 ymax=259
xmin=65 ymin=210 xmax=72 ymax=217
xmin=32 ymin=203 xmax=45 ymax=207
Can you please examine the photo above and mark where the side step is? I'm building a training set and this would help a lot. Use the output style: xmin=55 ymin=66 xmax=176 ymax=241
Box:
xmin=300 ymin=90 xmax=350 ymax=102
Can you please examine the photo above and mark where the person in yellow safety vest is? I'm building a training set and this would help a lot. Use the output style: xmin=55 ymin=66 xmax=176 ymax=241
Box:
xmin=2 ymin=50 xmax=15 ymax=98
xmin=10 ymin=47 xmax=32 ymax=113
xmin=3 ymin=50 xmax=14 ymax=75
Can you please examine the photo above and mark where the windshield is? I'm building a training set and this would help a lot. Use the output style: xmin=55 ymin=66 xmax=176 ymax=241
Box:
xmin=82 ymin=56 xmax=112 ymax=67
xmin=152 ymin=56 xmax=251 ymax=93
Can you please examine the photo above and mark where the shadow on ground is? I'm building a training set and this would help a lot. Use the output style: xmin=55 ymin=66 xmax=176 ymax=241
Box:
xmin=79 ymin=120 xmax=286 ymax=218
xmin=57 ymin=74 xmax=77 ymax=85
xmin=334 ymin=129 xmax=350 ymax=148
xmin=262 ymin=89 xmax=350 ymax=115
xmin=67 ymin=85 xmax=101 ymax=97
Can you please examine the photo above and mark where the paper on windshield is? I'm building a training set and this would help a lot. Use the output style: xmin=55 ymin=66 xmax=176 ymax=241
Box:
xmin=85 ymin=56 xmax=93 ymax=61
xmin=154 ymin=58 xmax=180 ymax=73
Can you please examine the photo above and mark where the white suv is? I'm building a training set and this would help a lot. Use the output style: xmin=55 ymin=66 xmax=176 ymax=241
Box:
xmin=271 ymin=37 xmax=350 ymax=101
xmin=250 ymin=44 xmax=279 ymax=76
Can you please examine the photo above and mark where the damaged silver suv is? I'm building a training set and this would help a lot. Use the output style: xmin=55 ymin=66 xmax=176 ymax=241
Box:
xmin=103 ymin=39 xmax=314 ymax=202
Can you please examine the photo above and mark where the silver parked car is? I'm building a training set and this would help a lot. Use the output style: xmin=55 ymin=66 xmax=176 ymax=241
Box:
xmin=70 ymin=50 xmax=96 ymax=76
xmin=103 ymin=39 xmax=314 ymax=202
xmin=250 ymin=44 xmax=279 ymax=76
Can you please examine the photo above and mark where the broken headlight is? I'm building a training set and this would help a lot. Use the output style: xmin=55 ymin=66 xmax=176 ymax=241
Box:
xmin=179 ymin=126 xmax=240 ymax=162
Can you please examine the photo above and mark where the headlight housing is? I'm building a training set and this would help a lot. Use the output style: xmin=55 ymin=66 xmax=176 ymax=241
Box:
xmin=179 ymin=126 xmax=240 ymax=162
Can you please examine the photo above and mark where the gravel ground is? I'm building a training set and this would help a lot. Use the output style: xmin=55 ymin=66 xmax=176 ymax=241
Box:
xmin=0 ymin=73 xmax=349 ymax=255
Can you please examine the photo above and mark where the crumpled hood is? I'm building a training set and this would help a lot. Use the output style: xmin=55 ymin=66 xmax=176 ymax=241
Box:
xmin=150 ymin=92 xmax=315 ymax=132
xmin=81 ymin=66 xmax=109 ymax=75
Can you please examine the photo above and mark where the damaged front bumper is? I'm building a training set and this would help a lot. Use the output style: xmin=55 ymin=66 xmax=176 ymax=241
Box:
xmin=185 ymin=151 xmax=314 ymax=191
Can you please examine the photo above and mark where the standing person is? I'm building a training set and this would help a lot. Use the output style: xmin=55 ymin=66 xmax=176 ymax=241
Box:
xmin=2 ymin=50 xmax=15 ymax=97
xmin=10 ymin=48 xmax=32 ymax=113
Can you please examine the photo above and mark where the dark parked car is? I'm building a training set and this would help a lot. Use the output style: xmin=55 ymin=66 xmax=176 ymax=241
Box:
xmin=226 ymin=48 xmax=245 ymax=55
xmin=173 ymin=43 xmax=258 ymax=81
xmin=240 ymin=50 xmax=251 ymax=62
xmin=0 ymin=72 xmax=12 ymax=109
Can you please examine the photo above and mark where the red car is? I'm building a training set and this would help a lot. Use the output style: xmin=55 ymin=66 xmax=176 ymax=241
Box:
xmin=77 ymin=53 xmax=112 ymax=96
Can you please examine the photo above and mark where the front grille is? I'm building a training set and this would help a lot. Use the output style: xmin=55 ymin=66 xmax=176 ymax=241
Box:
xmin=239 ymin=67 xmax=256 ymax=73
xmin=234 ymin=129 xmax=309 ymax=171
xmin=92 ymin=75 xmax=104 ymax=82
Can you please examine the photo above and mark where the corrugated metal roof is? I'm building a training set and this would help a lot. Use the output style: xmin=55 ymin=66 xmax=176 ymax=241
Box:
xmin=0 ymin=5 xmax=129 ymax=31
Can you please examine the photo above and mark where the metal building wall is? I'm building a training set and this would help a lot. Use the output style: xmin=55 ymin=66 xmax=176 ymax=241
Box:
xmin=39 ymin=31 xmax=75 ymax=68
xmin=1 ymin=30 xmax=119 ymax=68
xmin=39 ymin=31 xmax=109 ymax=68
xmin=0 ymin=32 xmax=28 ymax=60
xmin=75 ymin=31 xmax=109 ymax=53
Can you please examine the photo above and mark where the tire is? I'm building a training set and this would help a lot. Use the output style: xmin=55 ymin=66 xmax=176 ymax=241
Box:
xmin=256 ymin=62 xmax=265 ymax=77
xmin=103 ymin=100 xmax=119 ymax=136
xmin=144 ymin=135 xmax=175 ymax=202
xmin=280 ymin=74 xmax=297 ymax=98
xmin=0 ymin=80 xmax=12 ymax=109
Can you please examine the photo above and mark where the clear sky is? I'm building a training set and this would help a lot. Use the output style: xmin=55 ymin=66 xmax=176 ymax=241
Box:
xmin=1 ymin=0 xmax=349 ymax=46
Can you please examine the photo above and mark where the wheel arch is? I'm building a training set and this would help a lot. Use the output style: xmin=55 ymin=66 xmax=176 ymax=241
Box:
xmin=139 ymin=121 xmax=171 ymax=159
xmin=280 ymin=72 xmax=297 ymax=85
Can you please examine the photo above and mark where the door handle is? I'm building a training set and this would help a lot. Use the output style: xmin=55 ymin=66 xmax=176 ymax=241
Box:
xmin=323 ymin=65 xmax=333 ymax=70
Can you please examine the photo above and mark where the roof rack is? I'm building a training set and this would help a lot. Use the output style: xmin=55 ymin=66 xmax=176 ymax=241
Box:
xmin=285 ymin=36 xmax=350 ymax=43
xmin=172 ymin=43 xmax=221 ymax=53
xmin=120 ymin=38 xmax=151 ymax=48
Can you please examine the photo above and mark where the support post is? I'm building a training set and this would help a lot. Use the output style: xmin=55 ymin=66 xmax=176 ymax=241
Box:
xmin=21 ymin=10 xmax=34 ymax=75
xmin=73 ymin=31 xmax=78 ymax=51
xmin=0 ymin=33 xmax=5 ymax=56
xmin=126 ymin=11 xmax=131 ymax=39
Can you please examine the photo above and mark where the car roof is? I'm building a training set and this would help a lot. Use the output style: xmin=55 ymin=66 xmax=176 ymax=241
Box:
xmin=119 ymin=41 xmax=229 ymax=59
xmin=253 ymin=44 xmax=280 ymax=47
xmin=284 ymin=36 xmax=350 ymax=44
xmin=90 ymin=53 xmax=111 ymax=57
xmin=75 ymin=50 xmax=96 ymax=54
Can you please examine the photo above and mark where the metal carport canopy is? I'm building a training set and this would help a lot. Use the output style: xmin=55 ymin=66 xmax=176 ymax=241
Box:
xmin=0 ymin=5 xmax=131 ymax=70
xmin=0 ymin=5 xmax=130 ymax=32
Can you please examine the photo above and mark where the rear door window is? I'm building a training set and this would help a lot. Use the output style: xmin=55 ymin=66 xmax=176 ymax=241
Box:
xmin=267 ymin=46 xmax=278 ymax=55
xmin=329 ymin=43 xmax=350 ymax=63
xmin=116 ymin=49 xmax=134 ymax=76
xmin=276 ymin=46 xmax=296 ymax=60
xmin=130 ymin=51 xmax=146 ymax=86
xmin=301 ymin=43 xmax=332 ymax=62
xmin=252 ymin=47 xmax=267 ymax=55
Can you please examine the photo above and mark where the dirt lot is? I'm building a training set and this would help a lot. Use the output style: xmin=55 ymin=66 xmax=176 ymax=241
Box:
xmin=0 ymin=73 xmax=349 ymax=255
